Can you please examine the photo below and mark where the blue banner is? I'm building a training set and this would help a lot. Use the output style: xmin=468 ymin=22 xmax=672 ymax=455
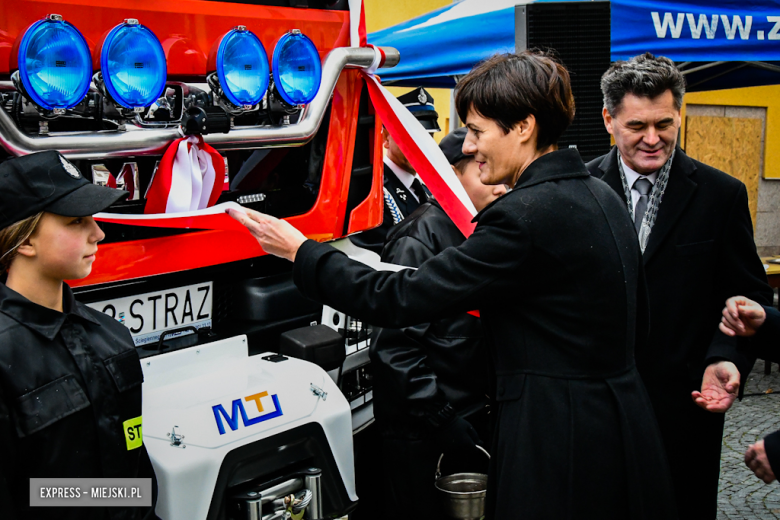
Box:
xmin=369 ymin=3 xmax=515 ymax=87
xmin=612 ymin=0 xmax=780 ymax=61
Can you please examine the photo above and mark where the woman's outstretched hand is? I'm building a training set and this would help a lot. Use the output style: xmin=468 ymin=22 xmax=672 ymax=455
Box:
xmin=227 ymin=207 xmax=307 ymax=262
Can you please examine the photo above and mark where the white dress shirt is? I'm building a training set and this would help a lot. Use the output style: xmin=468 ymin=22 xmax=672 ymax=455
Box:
xmin=621 ymin=157 xmax=658 ymax=209
xmin=384 ymin=156 xmax=423 ymax=203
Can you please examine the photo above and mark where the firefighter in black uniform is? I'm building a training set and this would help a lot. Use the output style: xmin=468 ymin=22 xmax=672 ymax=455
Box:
xmin=0 ymin=151 xmax=155 ymax=520
xmin=371 ymin=128 xmax=506 ymax=519
xmin=350 ymin=87 xmax=441 ymax=254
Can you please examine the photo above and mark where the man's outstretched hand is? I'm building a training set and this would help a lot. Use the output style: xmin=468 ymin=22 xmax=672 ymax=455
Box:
xmin=720 ymin=296 xmax=766 ymax=337
xmin=227 ymin=206 xmax=307 ymax=262
xmin=691 ymin=360 xmax=740 ymax=413
xmin=746 ymin=440 xmax=777 ymax=484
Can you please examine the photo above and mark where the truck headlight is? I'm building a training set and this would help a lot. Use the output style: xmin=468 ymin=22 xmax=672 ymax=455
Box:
xmin=14 ymin=14 xmax=91 ymax=111
xmin=211 ymin=26 xmax=269 ymax=108
xmin=99 ymin=19 xmax=167 ymax=109
xmin=272 ymin=30 xmax=321 ymax=106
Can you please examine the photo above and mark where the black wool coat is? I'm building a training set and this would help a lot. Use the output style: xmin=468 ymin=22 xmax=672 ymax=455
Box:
xmin=587 ymin=147 xmax=773 ymax=518
xmin=372 ymin=200 xmax=489 ymax=435
xmin=749 ymin=306 xmax=780 ymax=476
xmin=0 ymin=283 xmax=154 ymax=520
xmin=295 ymin=149 xmax=677 ymax=519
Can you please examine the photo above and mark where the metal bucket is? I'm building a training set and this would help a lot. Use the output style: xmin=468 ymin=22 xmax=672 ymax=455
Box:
xmin=434 ymin=446 xmax=490 ymax=520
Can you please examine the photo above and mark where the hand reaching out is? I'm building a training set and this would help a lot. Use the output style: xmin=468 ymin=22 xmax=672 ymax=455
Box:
xmin=691 ymin=360 xmax=740 ymax=413
xmin=227 ymin=206 xmax=307 ymax=262
xmin=745 ymin=440 xmax=777 ymax=484
xmin=720 ymin=296 xmax=766 ymax=337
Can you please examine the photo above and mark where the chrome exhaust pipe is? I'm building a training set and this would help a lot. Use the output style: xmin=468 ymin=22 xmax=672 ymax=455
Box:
xmin=0 ymin=46 xmax=400 ymax=160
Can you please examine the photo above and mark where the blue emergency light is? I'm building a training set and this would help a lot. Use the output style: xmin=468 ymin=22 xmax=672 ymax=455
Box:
xmin=272 ymin=31 xmax=322 ymax=106
xmin=17 ymin=16 xmax=92 ymax=111
xmin=100 ymin=20 xmax=167 ymax=109
xmin=216 ymin=27 xmax=269 ymax=107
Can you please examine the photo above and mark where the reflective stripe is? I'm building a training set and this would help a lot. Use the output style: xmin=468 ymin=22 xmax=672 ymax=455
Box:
xmin=123 ymin=416 xmax=143 ymax=450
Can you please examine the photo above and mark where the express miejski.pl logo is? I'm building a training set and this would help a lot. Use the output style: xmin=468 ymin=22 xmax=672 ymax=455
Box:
xmin=212 ymin=391 xmax=283 ymax=435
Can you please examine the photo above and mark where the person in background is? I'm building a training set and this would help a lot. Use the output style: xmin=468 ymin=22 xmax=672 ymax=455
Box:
xmin=348 ymin=87 xmax=440 ymax=517
xmin=349 ymin=87 xmax=441 ymax=518
xmin=350 ymin=87 xmax=440 ymax=254
xmin=372 ymin=127 xmax=505 ymax=519
xmin=719 ymin=295 xmax=780 ymax=485
xmin=0 ymin=151 xmax=155 ymax=520
xmin=587 ymin=53 xmax=773 ymax=519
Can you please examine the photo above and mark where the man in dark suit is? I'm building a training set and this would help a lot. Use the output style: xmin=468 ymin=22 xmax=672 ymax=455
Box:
xmin=371 ymin=128 xmax=504 ymax=519
xmin=347 ymin=87 xmax=441 ymax=518
xmin=587 ymin=52 xmax=773 ymax=519
xmin=350 ymin=87 xmax=440 ymax=254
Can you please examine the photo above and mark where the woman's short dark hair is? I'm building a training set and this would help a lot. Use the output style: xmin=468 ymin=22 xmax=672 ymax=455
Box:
xmin=455 ymin=51 xmax=575 ymax=150
xmin=601 ymin=53 xmax=685 ymax=116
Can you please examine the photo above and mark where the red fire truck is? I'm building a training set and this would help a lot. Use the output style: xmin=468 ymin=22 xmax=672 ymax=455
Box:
xmin=0 ymin=1 xmax=397 ymax=518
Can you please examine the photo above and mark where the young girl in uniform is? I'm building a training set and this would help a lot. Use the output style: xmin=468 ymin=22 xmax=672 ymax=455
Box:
xmin=0 ymin=151 xmax=154 ymax=520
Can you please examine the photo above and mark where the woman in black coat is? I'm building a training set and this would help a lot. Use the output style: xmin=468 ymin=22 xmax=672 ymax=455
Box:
xmin=229 ymin=52 xmax=677 ymax=519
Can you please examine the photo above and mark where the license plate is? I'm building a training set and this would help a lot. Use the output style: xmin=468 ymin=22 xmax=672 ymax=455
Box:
xmin=87 ymin=282 xmax=213 ymax=346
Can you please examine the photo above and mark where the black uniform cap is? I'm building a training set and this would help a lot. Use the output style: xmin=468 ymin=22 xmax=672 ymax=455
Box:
xmin=396 ymin=87 xmax=441 ymax=133
xmin=439 ymin=127 xmax=470 ymax=165
xmin=0 ymin=151 xmax=127 ymax=229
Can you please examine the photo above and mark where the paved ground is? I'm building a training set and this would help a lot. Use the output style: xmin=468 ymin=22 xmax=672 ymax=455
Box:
xmin=719 ymin=360 xmax=780 ymax=519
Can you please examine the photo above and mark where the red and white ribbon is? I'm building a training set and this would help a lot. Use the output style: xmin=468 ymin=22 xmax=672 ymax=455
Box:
xmin=348 ymin=0 xmax=368 ymax=47
xmin=144 ymin=135 xmax=225 ymax=215
xmin=361 ymin=70 xmax=477 ymax=237
xmin=106 ymin=164 xmax=136 ymax=200
xmin=96 ymin=201 xmax=247 ymax=230
xmin=348 ymin=0 xmax=477 ymax=236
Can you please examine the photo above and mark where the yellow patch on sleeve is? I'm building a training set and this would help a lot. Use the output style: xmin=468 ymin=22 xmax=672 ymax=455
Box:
xmin=123 ymin=416 xmax=143 ymax=450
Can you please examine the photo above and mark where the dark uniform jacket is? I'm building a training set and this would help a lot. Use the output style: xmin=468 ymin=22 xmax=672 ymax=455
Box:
xmin=744 ymin=306 xmax=780 ymax=478
xmin=587 ymin=146 xmax=773 ymax=519
xmin=349 ymin=162 xmax=426 ymax=255
xmin=371 ymin=200 xmax=489 ymax=435
xmin=0 ymin=283 xmax=154 ymax=520
xmin=294 ymin=149 xmax=677 ymax=519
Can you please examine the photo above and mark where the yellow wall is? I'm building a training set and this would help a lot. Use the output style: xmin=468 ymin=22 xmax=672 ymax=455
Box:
xmin=363 ymin=0 xmax=450 ymax=33
xmin=363 ymin=0 xmax=453 ymax=142
xmin=683 ymin=85 xmax=780 ymax=179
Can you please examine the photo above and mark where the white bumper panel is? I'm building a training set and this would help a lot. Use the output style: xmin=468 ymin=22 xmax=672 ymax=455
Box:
xmin=141 ymin=335 xmax=356 ymax=520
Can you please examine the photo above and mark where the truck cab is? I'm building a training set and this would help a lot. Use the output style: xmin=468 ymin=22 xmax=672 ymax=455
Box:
xmin=0 ymin=1 xmax=395 ymax=518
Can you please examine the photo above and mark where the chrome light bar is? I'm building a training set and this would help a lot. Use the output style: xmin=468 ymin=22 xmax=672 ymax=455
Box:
xmin=0 ymin=46 xmax=399 ymax=160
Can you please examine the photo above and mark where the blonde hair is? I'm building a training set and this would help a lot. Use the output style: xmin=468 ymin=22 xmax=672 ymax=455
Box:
xmin=0 ymin=212 xmax=44 ymax=272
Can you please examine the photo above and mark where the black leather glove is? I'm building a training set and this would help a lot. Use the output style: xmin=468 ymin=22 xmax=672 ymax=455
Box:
xmin=435 ymin=415 xmax=483 ymax=454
